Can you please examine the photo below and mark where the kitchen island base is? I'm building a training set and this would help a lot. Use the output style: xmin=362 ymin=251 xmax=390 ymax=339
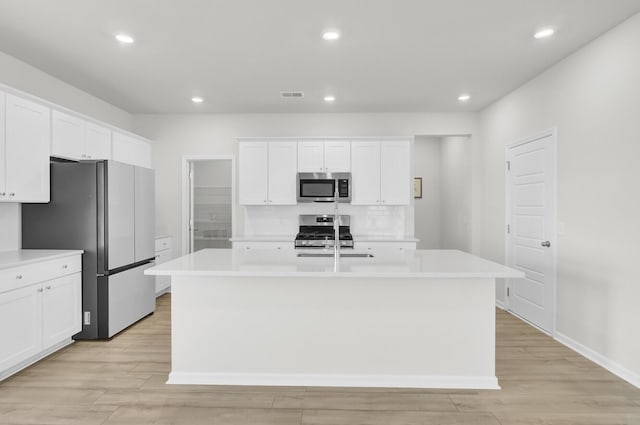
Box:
xmin=168 ymin=275 xmax=499 ymax=389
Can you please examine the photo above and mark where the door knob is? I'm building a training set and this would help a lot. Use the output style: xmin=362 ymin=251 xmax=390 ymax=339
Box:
xmin=541 ymin=241 xmax=551 ymax=247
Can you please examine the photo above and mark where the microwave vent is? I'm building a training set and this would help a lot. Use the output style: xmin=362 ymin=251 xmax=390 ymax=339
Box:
xmin=280 ymin=91 xmax=304 ymax=99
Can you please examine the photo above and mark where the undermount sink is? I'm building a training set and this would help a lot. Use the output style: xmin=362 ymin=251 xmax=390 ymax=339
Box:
xmin=297 ymin=253 xmax=374 ymax=258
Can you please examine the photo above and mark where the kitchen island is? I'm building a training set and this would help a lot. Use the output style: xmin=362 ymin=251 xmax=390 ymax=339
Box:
xmin=146 ymin=248 xmax=523 ymax=389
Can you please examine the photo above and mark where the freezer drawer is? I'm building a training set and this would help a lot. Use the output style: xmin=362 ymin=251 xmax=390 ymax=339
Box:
xmin=98 ymin=262 xmax=155 ymax=338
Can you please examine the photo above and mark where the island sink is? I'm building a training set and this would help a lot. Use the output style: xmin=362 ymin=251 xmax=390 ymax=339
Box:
xmin=297 ymin=252 xmax=374 ymax=258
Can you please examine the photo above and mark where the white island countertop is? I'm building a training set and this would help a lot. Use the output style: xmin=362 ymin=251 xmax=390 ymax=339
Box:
xmin=146 ymin=248 xmax=523 ymax=279
xmin=0 ymin=249 xmax=84 ymax=270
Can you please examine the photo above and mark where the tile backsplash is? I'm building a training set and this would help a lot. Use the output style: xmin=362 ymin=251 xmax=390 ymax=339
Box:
xmin=243 ymin=203 xmax=408 ymax=237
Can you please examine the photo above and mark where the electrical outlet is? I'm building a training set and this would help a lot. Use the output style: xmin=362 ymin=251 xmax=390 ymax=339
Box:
xmin=83 ymin=311 xmax=91 ymax=325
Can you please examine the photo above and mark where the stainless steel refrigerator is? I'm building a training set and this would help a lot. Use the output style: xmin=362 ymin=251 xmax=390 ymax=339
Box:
xmin=22 ymin=160 xmax=156 ymax=339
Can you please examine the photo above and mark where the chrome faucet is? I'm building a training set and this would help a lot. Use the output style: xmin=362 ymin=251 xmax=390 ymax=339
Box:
xmin=333 ymin=186 xmax=340 ymax=272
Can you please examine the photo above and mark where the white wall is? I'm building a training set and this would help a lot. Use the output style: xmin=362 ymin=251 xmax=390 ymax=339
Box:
xmin=413 ymin=137 xmax=442 ymax=249
xmin=0 ymin=204 xmax=20 ymax=251
xmin=414 ymin=136 xmax=472 ymax=250
xmin=0 ymin=50 xmax=134 ymax=252
xmin=133 ymin=113 xmax=479 ymax=255
xmin=0 ymin=51 xmax=132 ymax=130
xmin=440 ymin=136 xmax=471 ymax=251
xmin=478 ymin=13 xmax=640 ymax=381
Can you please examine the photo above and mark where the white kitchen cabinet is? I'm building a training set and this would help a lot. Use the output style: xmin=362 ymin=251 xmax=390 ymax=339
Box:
xmin=0 ymin=253 xmax=82 ymax=381
xmin=0 ymin=284 xmax=42 ymax=373
xmin=233 ymin=241 xmax=294 ymax=251
xmin=1 ymin=94 xmax=50 ymax=203
xmin=351 ymin=141 xmax=381 ymax=204
xmin=239 ymin=140 xmax=297 ymax=205
xmin=41 ymin=273 xmax=82 ymax=349
xmin=113 ymin=132 xmax=152 ymax=169
xmin=353 ymin=241 xmax=417 ymax=251
xmin=380 ymin=141 xmax=411 ymax=205
xmin=298 ymin=140 xmax=350 ymax=172
xmin=154 ymin=236 xmax=172 ymax=296
xmin=351 ymin=140 xmax=410 ymax=205
xmin=85 ymin=122 xmax=112 ymax=159
xmin=267 ymin=141 xmax=298 ymax=204
xmin=52 ymin=110 xmax=112 ymax=161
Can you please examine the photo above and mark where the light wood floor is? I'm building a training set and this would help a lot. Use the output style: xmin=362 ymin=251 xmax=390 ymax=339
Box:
xmin=1 ymin=294 xmax=639 ymax=425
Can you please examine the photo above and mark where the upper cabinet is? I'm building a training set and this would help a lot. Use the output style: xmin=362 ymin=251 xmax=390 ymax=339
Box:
xmin=298 ymin=140 xmax=350 ymax=173
xmin=351 ymin=140 xmax=410 ymax=205
xmin=112 ymin=132 xmax=152 ymax=169
xmin=1 ymin=93 xmax=50 ymax=203
xmin=239 ymin=140 xmax=297 ymax=205
xmin=51 ymin=110 xmax=112 ymax=161
xmin=85 ymin=122 xmax=112 ymax=160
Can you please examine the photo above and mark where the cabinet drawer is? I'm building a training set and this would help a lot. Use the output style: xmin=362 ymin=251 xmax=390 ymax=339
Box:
xmin=353 ymin=242 xmax=416 ymax=251
xmin=155 ymin=237 xmax=172 ymax=252
xmin=0 ymin=255 xmax=82 ymax=294
xmin=154 ymin=249 xmax=172 ymax=265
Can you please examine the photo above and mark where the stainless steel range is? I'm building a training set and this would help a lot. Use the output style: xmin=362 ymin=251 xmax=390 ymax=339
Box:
xmin=294 ymin=215 xmax=353 ymax=249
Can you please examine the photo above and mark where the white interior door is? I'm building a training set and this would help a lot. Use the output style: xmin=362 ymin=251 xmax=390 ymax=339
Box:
xmin=506 ymin=130 xmax=556 ymax=333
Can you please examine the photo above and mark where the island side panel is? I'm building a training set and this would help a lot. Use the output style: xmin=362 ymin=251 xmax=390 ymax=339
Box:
xmin=168 ymin=275 xmax=497 ymax=389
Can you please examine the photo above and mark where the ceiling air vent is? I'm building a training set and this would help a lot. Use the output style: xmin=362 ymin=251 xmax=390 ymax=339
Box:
xmin=280 ymin=91 xmax=304 ymax=99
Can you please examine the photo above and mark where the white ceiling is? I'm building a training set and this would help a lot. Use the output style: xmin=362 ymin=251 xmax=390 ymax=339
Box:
xmin=0 ymin=0 xmax=639 ymax=114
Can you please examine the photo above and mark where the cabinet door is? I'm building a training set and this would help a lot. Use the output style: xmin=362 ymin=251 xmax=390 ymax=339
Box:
xmin=154 ymin=249 xmax=172 ymax=295
xmin=51 ymin=110 xmax=84 ymax=160
xmin=267 ymin=141 xmax=297 ymax=205
xmin=324 ymin=140 xmax=351 ymax=172
xmin=85 ymin=122 xmax=112 ymax=160
xmin=42 ymin=273 xmax=81 ymax=349
xmin=4 ymin=94 xmax=50 ymax=202
xmin=350 ymin=141 xmax=381 ymax=205
xmin=380 ymin=141 xmax=411 ymax=205
xmin=113 ymin=132 xmax=151 ymax=168
xmin=297 ymin=141 xmax=324 ymax=172
xmin=0 ymin=285 xmax=42 ymax=372
xmin=0 ymin=91 xmax=5 ymax=198
xmin=238 ymin=142 xmax=268 ymax=205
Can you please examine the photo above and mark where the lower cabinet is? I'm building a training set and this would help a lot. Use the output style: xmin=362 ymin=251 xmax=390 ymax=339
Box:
xmin=0 ymin=284 xmax=42 ymax=373
xmin=154 ymin=236 xmax=172 ymax=296
xmin=0 ymin=255 xmax=82 ymax=380
xmin=232 ymin=241 xmax=294 ymax=251
xmin=42 ymin=274 xmax=82 ymax=348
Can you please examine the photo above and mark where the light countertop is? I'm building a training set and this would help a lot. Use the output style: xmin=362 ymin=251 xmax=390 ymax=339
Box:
xmin=146 ymin=248 xmax=523 ymax=279
xmin=230 ymin=235 xmax=419 ymax=243
xmin=0 ymin=249 xmax=84 ymax=270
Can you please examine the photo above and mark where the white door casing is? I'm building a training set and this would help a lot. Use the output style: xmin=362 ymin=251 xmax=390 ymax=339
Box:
xmin=181 ymin=155 xmax=236 ymax=256
xmin=505 ymin=129 xmax=557 ymax=333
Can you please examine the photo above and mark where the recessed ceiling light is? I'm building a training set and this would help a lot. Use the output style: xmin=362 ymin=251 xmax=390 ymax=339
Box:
xmin=534 ymin=27 xmax=555 ymax=39
xmin=324 ymin=95 xmax=336 ymax=102
xmin=191 ymin=97 xmax=204 ymax=103
xmin=322 ymin=31 xmax=340 ymax=41
xmin=115 ymin=33 xmax=135 ymax=44
xmin=458 ymin=94 xmax=471 ymax=102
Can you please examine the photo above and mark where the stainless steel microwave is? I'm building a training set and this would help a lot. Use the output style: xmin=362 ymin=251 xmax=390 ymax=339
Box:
xmin=296 ymin=172 xmax=351 ymax=203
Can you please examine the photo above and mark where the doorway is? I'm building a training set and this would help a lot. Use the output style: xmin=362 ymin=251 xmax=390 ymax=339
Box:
xmin=182 ymin=156 xmax=235 ymax=254
xmin=505 ymin=129 xmax=557 ymax=333
xmin=413 ymin=135 xmax=472 ymax=251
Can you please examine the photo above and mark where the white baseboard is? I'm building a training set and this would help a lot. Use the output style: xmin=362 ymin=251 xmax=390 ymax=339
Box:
xmin=167 ymin=372 xmax=500 ymax=390
xmin=0 ymin=338 xmax=74 ymax=381
xmin=554 ymin=331 xmax=640 ymax=389
xmin=495 ymin=299 xmax=506 ymax=310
